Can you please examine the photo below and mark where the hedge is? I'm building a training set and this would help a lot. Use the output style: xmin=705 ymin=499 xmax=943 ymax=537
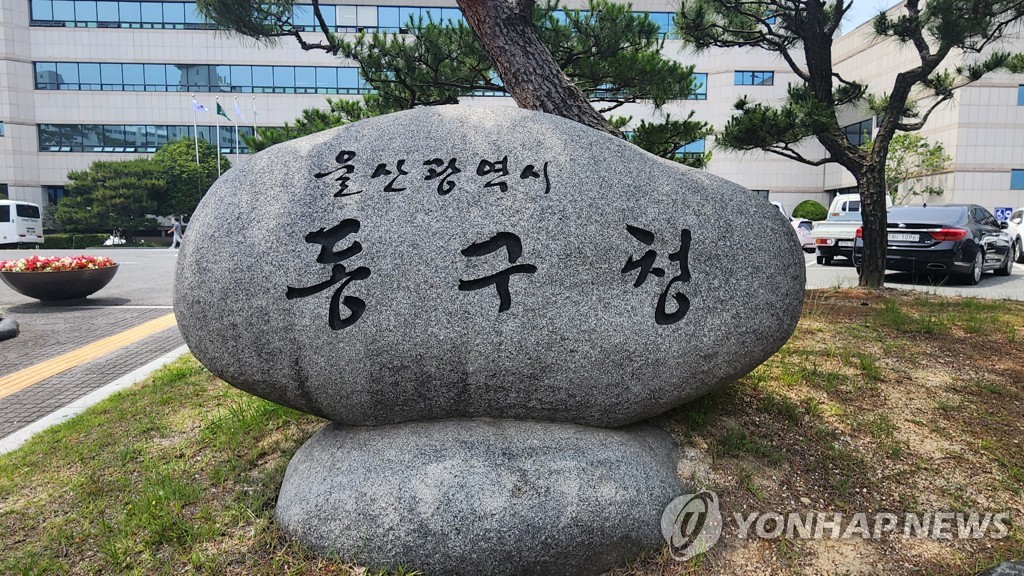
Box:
xmin=43 ymin=234 xmax=110 ymax=249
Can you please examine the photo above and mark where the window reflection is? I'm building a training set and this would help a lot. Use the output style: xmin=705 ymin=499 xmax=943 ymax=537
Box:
xmin=29 ymin=1 xmax=677 ymax=41
xmin=38 ymin=124 xmax=258 ymax=153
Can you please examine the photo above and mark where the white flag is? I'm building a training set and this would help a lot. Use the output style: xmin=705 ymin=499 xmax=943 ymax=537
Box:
xmin=192 ymin=98 xmax=209 ymax=113
xmin=233 ymin=98 xmax=247 ymax=123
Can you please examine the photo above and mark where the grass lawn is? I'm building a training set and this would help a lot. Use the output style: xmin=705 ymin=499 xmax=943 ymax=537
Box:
xmin=1 ymin=289 xmax=1022 ymax=575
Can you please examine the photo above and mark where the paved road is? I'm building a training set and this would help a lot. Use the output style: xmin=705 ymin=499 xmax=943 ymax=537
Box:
xmin=803 ymin=252 xmax=1024 ymax=300
xmin=0 ymin=248 xmax=181 ymax=443
xmin=0 ymin=247 xmax=177 ymax=306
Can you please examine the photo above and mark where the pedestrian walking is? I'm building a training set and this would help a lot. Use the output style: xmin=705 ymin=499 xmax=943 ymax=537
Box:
xmin=169 ymin=216 xmax=184 ymax=249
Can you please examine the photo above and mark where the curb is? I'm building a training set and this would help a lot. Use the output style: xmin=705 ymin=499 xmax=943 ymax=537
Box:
xmin=0 ymin=317 xmax=19 ymax=341
xmin=0 ymin=344 xmax=191 ymax=455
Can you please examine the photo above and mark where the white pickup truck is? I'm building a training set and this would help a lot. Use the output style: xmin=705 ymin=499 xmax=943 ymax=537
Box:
xmin=812 ymin=193 xmax=892 ymax=265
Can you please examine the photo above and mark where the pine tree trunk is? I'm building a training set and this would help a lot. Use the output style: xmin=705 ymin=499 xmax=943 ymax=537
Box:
xmin=455 ymin=0 xmax=619 ymax=137
xmin=858 ymin=166 xmax=888 ymax=288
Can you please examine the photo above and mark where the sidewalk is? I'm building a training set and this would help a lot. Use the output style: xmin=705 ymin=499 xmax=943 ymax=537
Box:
xmin=0 ymin=303 xmax=186 ymax=443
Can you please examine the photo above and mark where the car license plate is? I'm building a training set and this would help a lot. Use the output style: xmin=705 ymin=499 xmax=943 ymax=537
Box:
xmin=888 ymin=233 xmax=918 ymax=242
xmin=26 ymin=228 xmax=35 ymax=234
xmin=838 ymin=240 xmax=854 ymax=247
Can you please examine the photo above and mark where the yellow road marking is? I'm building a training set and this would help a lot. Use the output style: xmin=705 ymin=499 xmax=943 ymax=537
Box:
xmin=0 ymin=313 xmax=177 ymax=401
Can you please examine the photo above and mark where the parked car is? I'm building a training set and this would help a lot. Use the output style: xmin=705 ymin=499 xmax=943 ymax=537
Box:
xmin=812 ymin=193 xmax=893 ymax=265
xmin=852 ymin=204 xmax=1014 ymax=285
xmin=1007 ymin=207 xmax=1023 ymax=263
xmin=791 ymin=218 xmax=815 ymax=252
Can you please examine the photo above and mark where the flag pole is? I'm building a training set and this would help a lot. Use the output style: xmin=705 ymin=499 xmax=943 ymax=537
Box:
xmin=252 ymin=95 xmax=257 ymax=135
xmin=215 ymin=97 xmax=222 ymax=176
xmin=191 ymin=93 xmax=200 ymax=166
xmin=233 ymin=97 xmax=240 ymax=164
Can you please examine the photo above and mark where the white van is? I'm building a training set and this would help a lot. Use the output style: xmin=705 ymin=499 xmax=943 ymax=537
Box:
xmin=0 ymin=200 xmax=45 ymax=247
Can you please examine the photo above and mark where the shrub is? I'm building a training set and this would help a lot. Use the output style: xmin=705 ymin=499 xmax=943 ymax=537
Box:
xmin=44 ymin=234 xmax=109 ymax=249
xmin=793 ymin=200 xmax=828 ymax=221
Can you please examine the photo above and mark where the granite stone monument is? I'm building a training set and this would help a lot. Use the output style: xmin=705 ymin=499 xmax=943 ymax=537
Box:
xmin=175 ymin=106 xmax=805 ymax=575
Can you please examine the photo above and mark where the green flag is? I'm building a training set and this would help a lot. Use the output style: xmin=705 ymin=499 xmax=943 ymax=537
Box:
xmin=216 ymin=102 xmax=231 ymax=121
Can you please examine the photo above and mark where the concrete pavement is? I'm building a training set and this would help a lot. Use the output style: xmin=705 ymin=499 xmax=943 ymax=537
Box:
xmin=802 ymin=252 xmax=1024 ymax=299
xmin=0 ymin=248 xmax=183 ymax=447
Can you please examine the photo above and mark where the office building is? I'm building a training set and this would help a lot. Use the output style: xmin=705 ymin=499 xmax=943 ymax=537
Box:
xmin=2 ymin=0 xmax=1022 ymax=217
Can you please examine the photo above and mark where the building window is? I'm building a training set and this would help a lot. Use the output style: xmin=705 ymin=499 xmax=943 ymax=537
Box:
xmin=0 ymin=121 xmax=4 ymax=137
xmin=0 ymin=183 xmax=8 ymax=200
xmin=27 ymin=1 xmax=675 ymax=37
xmin=38 ymin=124 xmax=257 ymax=154
xmin=842 ymin=119 xmax=873 ymax=147
xmin=1011 ymin=169 xmax=1024 ymax=190
xmin=689 ymin=73 xmax=707 ymax=100
xmin=734 ymin=71 xmax=774 ymax=86
xmin=35 ymin=62 xmax=369 ymax=95
xmin=676 ymin=139 xmax=705 ymax=159
xmin=43 ymin=185 xmax=66 ymax=204
xmin=750 ymin=189 xmax=770 ymax=200
xmin=1018 ymin=86 xmax=1024 ymax=106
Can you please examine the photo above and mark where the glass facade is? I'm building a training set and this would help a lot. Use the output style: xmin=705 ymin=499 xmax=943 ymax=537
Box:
xmin=0 ymin=121 xmax=4 ymax=137
xmin=31 ymin=0 xmax=213 ymax=28
xmin=1017 ymin=85 xmax=1024 ymax=106
xmin=28 ymin=1 xmax=678 ymax=36
xmin=38 ymin=124 xmax=256 ymax=153
xmin=842 ymin=119 xmax=873 ymax=147
xmin=734 ymin=71 xmax=774 ymax=86
xmin=35 ymin=62 xmax=368 ymax=94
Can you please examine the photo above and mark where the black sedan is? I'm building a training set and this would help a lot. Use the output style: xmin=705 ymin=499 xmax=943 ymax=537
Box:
xmin=852 ymin=204 xmax=1015 ymax=285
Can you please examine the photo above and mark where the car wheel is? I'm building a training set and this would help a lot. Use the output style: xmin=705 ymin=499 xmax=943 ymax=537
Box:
xmin=1015 ymin=238 xmax=1024 ymax=264
xmin=996 ymin=246 xmax=1014 ymax=276
xmin=964 ymin=251 xmax=984 ymax=285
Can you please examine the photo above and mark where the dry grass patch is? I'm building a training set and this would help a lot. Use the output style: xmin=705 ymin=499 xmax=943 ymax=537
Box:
xmin=622 ymin=288 xmax=1024 ymax=576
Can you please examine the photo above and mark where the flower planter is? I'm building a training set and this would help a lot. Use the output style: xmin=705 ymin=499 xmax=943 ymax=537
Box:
xmin=0 ymin=256 xmax=119 ymax=301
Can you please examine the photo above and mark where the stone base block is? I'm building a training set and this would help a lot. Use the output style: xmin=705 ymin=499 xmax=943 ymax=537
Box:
xmin=276 ymin=418 xmax=683 ymax=576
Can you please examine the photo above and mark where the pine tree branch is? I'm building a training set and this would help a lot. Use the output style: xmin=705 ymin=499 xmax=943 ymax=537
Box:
xmin=596 ymin=101 xmax=629 ymax=113
xmin=310 ymin=0 xmax=341 ymax=54
xmin=760 ymin=144 xmax=837 ymax=167
xmin=895 ymin=92 xmax=952 ymax=131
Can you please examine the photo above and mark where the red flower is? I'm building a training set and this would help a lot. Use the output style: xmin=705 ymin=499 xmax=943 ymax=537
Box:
xmin=0 ymin=255 xmax=117 ymax=272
